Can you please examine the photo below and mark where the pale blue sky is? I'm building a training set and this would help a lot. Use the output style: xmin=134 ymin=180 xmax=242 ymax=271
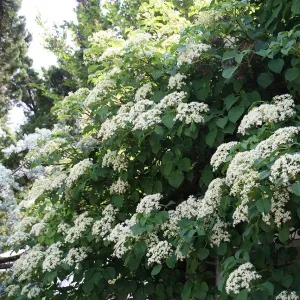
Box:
xmin=8 ymin=0 xmax=77 ymax=130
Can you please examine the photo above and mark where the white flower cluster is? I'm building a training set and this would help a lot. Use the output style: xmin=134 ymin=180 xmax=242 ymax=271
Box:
xmin=57 ymin=223 xmax=71 ymax=236
xmin=30 ymin=222 xmax=46 ymax=236
xmin=157 ymin=91 xmax=186 ymax=109
xmin=224 ymin=36 xmax=239 ymax=48
xmin=174 ymin=102 xmax=209 ymax=124
xmin=133 ymin=108 xmax=162 ymax=130
xmin=210 ymin=141 xmax=239 ymax=171
xmin=76 ymin=136 xmax=98 ymax=151
xmin=99 ymin=46 xmax=124 ymax=61
xmin=168 ymin=73 xmax=187 ymax=90
xmin=12 ymin=246 xmax=44 ymax=281
xmin=84 ymin=79 xmax=116 ymax=106
xmin=43 ymin=242 xmax=63 ymax=272
xmin=126 ymin=32 xmax=152 ymax=48
xmin=270 ymin=153 xmax=300 ymax=186
xmin=64 ymin=247 xmax=90 ymax=266
xmin=92 ymin=204 xmax=118 ymax=238
xmin=21 ymin=284 xmax=42 ymax=299
xmin=107 ymin=214 xmax=137 ymax=258
xmin=88 ymin=29 xmax=117 ymax=45
xmin=110 ymin=178 xmax=129 ymax=194
xmin=262 ymin=189 xmax=291 ymax=227
xmin=147 ymin=240 xmax=172 ymax=265
xmin=6 ymin=285 xmax=20 ymax=297
xmin=66 ymin=159 xmax=93 ymax=188
xmin=0 ymin=163 xmax=19 ymax=201
xmin=25 ymin=171 xmax=67 ymax=206
xmin=225 ymin=262 xmax=261 ymax=294
xmin=256 ymin=127 xmax=300 ymax=158
xmin=194 ymin=10 xmax=223 ymax=27
xmin=2 ymin=128 xmax=52 ymax=157
xmin=135 ymin=83 xmax=153 ymax=102
xmin=238 ymin=94 xmax=295 ymax=135
xmin=102 ymin=150 xmax=128 ymax=172
xmin=177 ymin=42 xmax=211 ymax=66
xmin=65 ymin=212 xmax=94 ymax=243
xmin=162 ymin=179 xmax=226 ymax=238
xmin=276 ymin=291 xmax=299 ymax=300
xmin=136 ymin=194 xmax=162 ymax=214
xmin=209 ymin=218 xmax=230 ymax=247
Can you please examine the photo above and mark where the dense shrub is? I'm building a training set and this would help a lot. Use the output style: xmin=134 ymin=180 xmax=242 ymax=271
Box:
xmin=2 ymin=0 xmax=300 ymax=299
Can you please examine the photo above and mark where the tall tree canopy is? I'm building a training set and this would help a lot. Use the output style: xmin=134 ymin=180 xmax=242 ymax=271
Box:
xmin=2 ymin=0 xmax=300 ymax=299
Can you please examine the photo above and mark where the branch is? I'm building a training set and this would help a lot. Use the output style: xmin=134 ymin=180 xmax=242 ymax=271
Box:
xmin=0 ymin=253 xmax=21 ymax=263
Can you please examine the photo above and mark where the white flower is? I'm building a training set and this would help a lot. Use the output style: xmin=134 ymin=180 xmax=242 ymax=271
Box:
xmin=6 ymin=285 xmax=20 ymax=297
xmin=157 ymin=91 xmax=186 ymax=109
xmin=57 ymin=223 xmax=71 ymax=235
xmin=147 ymin=240 xmax=172 ymax=265
xmin=43 ymin=242 xmax=63 ymax=272
xmin=65 ymin=212 xmax=94 ymax=243
xmin=84 ymin=79 xmax=116 ymax=106
xmin=177 ymin=42 xmax=211 ymax=66
xmin=262 ymin=189 xmax=291 ymax=227
xmin=102 ymin=150 xmax=128 ymax=172
xmin=30 ymin=222 xmax=47 ymax=236
xmin=107 ymin=214 xmax=137 ymax=258
xmin=92 ymin=204 xmax=118 ymax=238
xmin=225 ymin=262 xmax=261 ymax=294
xmin=64 ymin=247 xmax=90 ymax=266
xmin=21 ymin=284 xmax=42 ymax=299
xmin=132 ymin=108 xmax=162 ymax=130
xmin=136 ymin=194 xmax=162 ymax=214
xmin=276 ymin=291 xmax=299 ymax=300
xmin=135 ymin=83 xmax=153 ymax=102
xmin=194 ymin=10 xmax=223 ymax=27
xmin=256 ymin=127 xmax=300 ymax=158
xmin=168 ymin=73 xmax=187 ymax=90
xmin=270 ymin=153 xmax=300 ymax=186
xmin=12 ymin=246 xmax=44 ymax=281
xmin=110 ymin=178 xmax=129 ymax=194
xmin=76 ymin=136 xmax=98 ymax=151
xmin=174 ymin=102 xmax=209 ymax=124
xmin=210 ymin=141 xmax=239 ymax=171
xmin=238 ymin=94 xmax=295 ymax=135
xmin=224 ymin=36 xmax=238 ymax=48
xmin=66 ymin=159 xmax=93 ymax=188
xmin=2 ymin=128 xmax=52 ymax=157
xmin=209 ymin=218 xmax=230 ymax=247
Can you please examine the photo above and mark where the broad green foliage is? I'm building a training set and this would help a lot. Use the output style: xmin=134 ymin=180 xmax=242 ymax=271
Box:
xmin=3 ymin=0 xmax=300 ymax=299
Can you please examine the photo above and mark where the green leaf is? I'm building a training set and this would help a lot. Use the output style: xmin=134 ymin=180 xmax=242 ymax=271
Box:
xmin=222 ymin=50 xmax=243 ymax=63
xmin=205 ymin=128 xmax=217 ymax=147
xmin=278 ymin=226 xmax=290 ymax=243
xmin=222 ymin=66 xmax=238 ymax=79
xmin=247 ymin=91 xmax=261 ymax=103
xmin=82 ymin=280 xmax=94 ymax=294
xmin=166 ymin=255 xmax=176 ymax=269
xmin=216 ymin=117 xmax=228 ymax=128
xmin=197 ymin=248 xmax=209 ymax=260
xmin=178 ymin=158 xmax=191 ymax=172
xmin=151 ymin=265 xmax=162 ymax=276
xmin=259 ymin=170 xmax=270 ymax=180
xmin=162 ymin=113 xmax=175 ymax=129
xmin=236 ymin=289 xmax=248 ymax=300
xmin=260 ymin=282 xmax=274 ymax=296
xmin=285 ymin=68 xmax=299 ymax=81
xmin=151 ymin=70 xmax=163 ymax=79
xmin=224 ymin=94 xmax=239 ymax=111
xmin=228 ymin=106 xmax=245 ymax=123
xmin=292 ymin=182 xmax=300 ymax=196
xmin=155 ymin=125 xmax=165 ymax=135
xmin=181 ymin=281 xmax=192 ymax=300
xmin=256 ymin=198 xmax=271 ymax=213
xmin=257 ymin=72 xmax=274 ymax=88
xmin=292 ymin=0 xmax=300 ymax=14
xmin=282 ymin=274 xmax=293 ymax=288
xmin=168 ymin=170 xmax=184 ymax=188
xmin=131 ymin=224 xmax=146 ymax=235
xmin=268 ymin=58 xmax=284 ymax=73
xmin=112 ymin=195 xmax=124 ymax=208
xmin=103 ymin=267 xmax=116 ymax=280
xmin=193 ymin=282 xmax=208 ymax=299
